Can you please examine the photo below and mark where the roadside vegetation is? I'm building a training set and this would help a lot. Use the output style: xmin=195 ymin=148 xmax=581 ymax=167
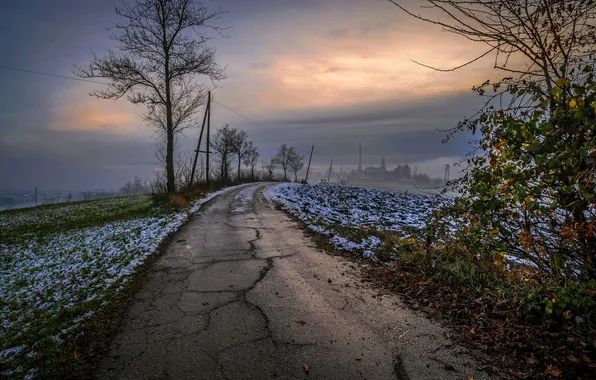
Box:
xmin=0 ymin=125 xmax=295 ymax=379
xmin=269 ymin=178 xmax=595 ymax=379
xmin=269 ymin=1 xmax=596 ymax=376
xmin=0 ymin=181 xmax=251 ymax=379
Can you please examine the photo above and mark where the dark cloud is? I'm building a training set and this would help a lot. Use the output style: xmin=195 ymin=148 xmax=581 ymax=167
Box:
xmin=0 ymin=0 xmax=487 ymax=190
xmin=0 ymin=128 xmax=156 ymax=191
xmin=220 ymin=91 xmax=483 ymax=169
xmin=268 ymin=91 xmax=483 ymax=135
xmin=248 ymin=61 xmax=272 ymax=70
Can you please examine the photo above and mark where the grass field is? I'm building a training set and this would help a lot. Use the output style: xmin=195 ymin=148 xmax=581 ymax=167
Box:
xmin=0 ymin=188 xmax=238 ymax=379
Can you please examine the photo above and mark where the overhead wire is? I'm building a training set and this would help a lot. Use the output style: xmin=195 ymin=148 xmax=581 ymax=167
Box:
xmin=0 ymin=64 xmax=269 ymax=130
xmin=0 ymin=64 xmax=109 ymax=85
xmin=211 ymin=99 xmax=267 ymax=130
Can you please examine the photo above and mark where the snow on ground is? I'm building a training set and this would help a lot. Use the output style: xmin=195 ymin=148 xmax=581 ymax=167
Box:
xmin=0 ymin=184 xmax=245 ymax=378
xmin=265 ymin=183 xmax=447 ymax=259
xmin=231 ymin=183 xmax=262 ymax=213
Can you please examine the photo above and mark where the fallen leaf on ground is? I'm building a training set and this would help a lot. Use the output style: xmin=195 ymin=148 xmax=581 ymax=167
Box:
xmin=544 ymin=364 xmax=562 ymax=377
xmin=303 ymin=364 xmax=309 ymax=374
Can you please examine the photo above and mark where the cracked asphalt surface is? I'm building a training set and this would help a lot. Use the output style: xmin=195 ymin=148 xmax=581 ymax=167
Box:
xmin=96 ymin=183 xmax=491 ymax=380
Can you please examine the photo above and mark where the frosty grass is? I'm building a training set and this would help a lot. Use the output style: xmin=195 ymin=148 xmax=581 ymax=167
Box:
xmin=0 ymin=185 xmax=244 ymax=378
xmin=264 ymin=183 xmax=447 ymax=259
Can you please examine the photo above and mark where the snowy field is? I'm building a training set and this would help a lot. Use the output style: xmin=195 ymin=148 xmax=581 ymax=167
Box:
xmin=0 ymin=185 xmax=243 ymax=378
xmin=265 ymin=184 xmax=447 ymax=259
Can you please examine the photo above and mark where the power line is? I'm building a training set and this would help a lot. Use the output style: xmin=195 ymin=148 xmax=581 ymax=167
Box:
xmin=0 ymin=63 xmax=269 ymax=130
xmin=0 ymin=64 xmax=109 ymax=85
xmin=211 ymin=99 xmax=267 ymax=130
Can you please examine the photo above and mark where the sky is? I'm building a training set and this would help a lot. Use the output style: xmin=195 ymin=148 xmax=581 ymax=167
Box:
xmin=0 ymin=0 xmax=500 ymax=191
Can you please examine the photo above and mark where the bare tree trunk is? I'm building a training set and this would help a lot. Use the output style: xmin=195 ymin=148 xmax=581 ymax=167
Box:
xmin=165 ymin=43 xmax=175 ymax=193
xmin=221 ymin=154 xmax=226 ymax=182
xmin=165 ymin=106 xmax=175 ymax=192
xmin=238 ymin=157 xmax=241 ymax=182
xmin=166 ymin=131 xmax=175 ymax=191
xmin=75 ymin=0 xmax=227 ymax=195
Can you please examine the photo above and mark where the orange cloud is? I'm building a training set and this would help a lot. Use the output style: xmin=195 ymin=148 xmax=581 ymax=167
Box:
xmin=51 ymin=83 xmax=144 ymax=135
xmin=54 ymin=102 xmax=138 ymax=133
xmin=258 ymin=29 xmax=495 ymax=110
xmin=216 ymin=1 xmax=519 ymax=118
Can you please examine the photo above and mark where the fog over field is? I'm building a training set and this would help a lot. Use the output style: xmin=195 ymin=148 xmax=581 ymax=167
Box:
xmin=0 ymin=0 xmax=491 ymax=192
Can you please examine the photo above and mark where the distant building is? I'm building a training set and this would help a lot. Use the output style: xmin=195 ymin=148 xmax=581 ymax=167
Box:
xmin=364 ymin=165 xmax=387 ymax=180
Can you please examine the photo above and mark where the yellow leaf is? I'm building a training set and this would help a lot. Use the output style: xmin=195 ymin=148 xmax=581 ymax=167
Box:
xmin=569 ymin=98 xmax=578 ymax=109
xmin=522 ymin=142 xmax=529 ymax=147
xmin=556 ymin=77 xmax=570 ymax=87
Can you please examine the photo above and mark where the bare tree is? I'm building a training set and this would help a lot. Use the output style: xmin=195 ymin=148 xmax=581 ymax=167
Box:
xmin=231 ymin=130 xmax=249 ymax=181
xmin=288 ymin=147 xmax=304 ymax=182
xmin=75 ymin=0 xmax=227 ymax=193
xmin=153 ymin=136 xmax=196 ymax=189
xmin=388 ymin=0 xmax=596 ymax=136
xmin=242 ymin=142 xmax=259 ymax=180
xmin=273 ymin=144 xmax=292 ymax=181
xmin=120 ymin=176 xmax=150 ymax=195
xmin=210 ymin=125 xmax=236 ymax=182
xmin=265 ymin=160 xmax=276 ymax=180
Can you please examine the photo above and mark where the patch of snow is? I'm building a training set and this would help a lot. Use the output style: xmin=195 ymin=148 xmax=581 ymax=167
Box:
xmin=24 ymin=368 xmax=38 ymax=380
xmin=264 ymin=183 xmax=445 ymax=260
xmin=229 ymin=183 xmax=263 ymax=214
xmin=0 ymin=345 xmax=26 ymax=359
xmin=0 ymin=184 xmax=244 ymax=374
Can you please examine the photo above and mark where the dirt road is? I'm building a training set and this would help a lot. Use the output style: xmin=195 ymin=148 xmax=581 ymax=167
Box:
xmin=96 ymin=183 xmax=490 ymax=380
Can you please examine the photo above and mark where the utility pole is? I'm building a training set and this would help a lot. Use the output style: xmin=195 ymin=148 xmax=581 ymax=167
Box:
xmin=189 ymin=93 xmax=210 ymax=187
xmin=444 ymin=164 xmax=450 ymax=183
xmin=206 ymin=91 xmax=211 ymax=185
xmin=35 ymin=186 xmax=38 ymax=207
xmin=327 ymin=159 xmax=333 ymax=183
xmin=358 ymin=141 xmax=362 ymax=174
xmin=305 ymin=145 xmax=314 ymax=183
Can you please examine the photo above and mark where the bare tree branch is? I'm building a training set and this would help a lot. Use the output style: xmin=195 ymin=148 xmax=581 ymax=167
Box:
xmin=75 ymin=0 xmax=228 ymax=193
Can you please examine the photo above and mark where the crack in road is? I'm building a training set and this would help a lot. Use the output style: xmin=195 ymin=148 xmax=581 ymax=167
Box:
xmin=95 ymin=184 xmax=492 ymax=380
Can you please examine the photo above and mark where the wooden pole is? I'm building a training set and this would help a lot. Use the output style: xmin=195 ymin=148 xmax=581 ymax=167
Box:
xmin=358 ymin=141 xmax=362 ymax=173
xmin=189 ymin=99 xmax=210 ymax=187
xmin=327 ymin=159 xmax=333 ymax=183
xmin=35 ymin=186 xmax=38 ymax=206
xmin=304 ymin=145 xmax=314 ymax=183
xmin=206 ymin=91 xmax=211 ymax=185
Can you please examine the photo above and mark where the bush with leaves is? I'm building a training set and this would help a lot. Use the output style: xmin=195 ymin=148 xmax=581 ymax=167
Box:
xmin=435 ymin=69 xmax=596 ymax=289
